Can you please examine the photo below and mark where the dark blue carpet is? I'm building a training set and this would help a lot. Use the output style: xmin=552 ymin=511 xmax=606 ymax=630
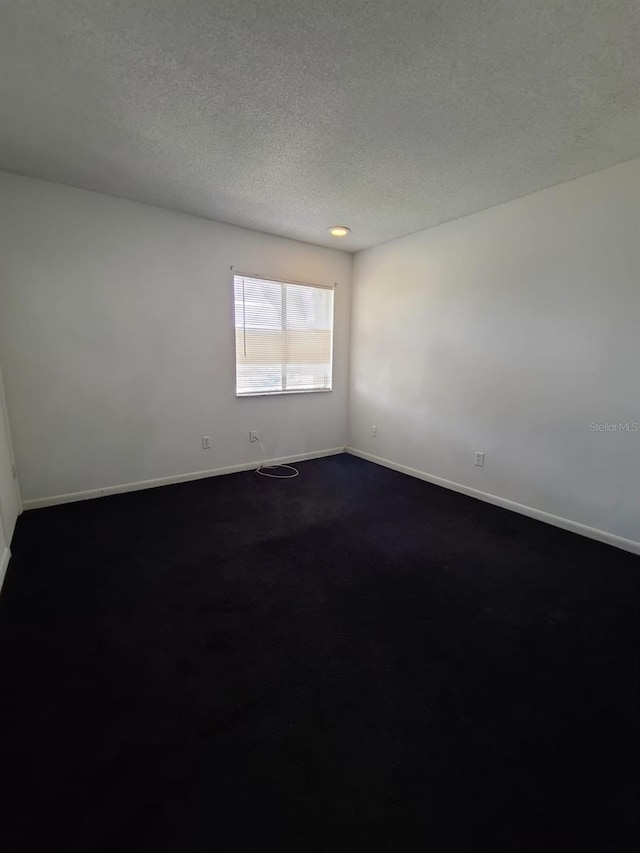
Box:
xmin=0 ymin=454 xmax=637 ymax=851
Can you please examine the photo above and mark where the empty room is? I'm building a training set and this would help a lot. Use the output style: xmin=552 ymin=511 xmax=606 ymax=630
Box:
xmin=0 ymin=2 xmax=638 ymax=851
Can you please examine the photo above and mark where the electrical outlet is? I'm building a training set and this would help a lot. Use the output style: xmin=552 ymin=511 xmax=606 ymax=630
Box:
xmin=249 ymin=431 xmax=258 ymax=443
xmin=371 ymin=425 xmax=378 ymax=437
xmin=201 ymin=436 xmax=210 ymax=449
xmin=474 ymin=451 xmax=485 ymax=467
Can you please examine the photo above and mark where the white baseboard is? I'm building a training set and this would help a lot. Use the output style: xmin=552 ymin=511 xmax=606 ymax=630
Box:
xmin=346 ymin=447 xmax=640 ymax=556
xmin=22 ymin=447 xmax=345 ymax=511
xmin=0 ymin=547 xmax=10 ymax=596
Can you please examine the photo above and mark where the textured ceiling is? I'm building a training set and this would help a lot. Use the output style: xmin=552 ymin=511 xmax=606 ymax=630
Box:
xmin=1 ymin=1 xmax=639 ymax=251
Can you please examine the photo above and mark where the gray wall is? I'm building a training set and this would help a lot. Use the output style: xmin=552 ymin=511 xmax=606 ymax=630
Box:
xmin=0 ymin=172 xmax=352 ymax=503
xmin=349 ymin=159 xmax=640 ymax=545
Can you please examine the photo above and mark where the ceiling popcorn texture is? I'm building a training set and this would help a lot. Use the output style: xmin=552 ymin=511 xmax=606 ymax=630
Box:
xmin=1 ymin=0 xmax=638 ymax=250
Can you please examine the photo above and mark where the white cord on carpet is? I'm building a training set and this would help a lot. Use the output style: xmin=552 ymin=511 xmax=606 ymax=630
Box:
xmin=255 ymin=436 xmax=299 ymax=479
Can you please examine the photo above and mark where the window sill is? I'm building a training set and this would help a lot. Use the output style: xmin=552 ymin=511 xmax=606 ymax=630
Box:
xmin=236 ymin=389 xmax=332 ymax=398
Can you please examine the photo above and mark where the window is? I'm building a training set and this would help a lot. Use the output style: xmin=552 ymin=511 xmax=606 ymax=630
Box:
xmin=234 ymin=274 xmax=334 ymax=396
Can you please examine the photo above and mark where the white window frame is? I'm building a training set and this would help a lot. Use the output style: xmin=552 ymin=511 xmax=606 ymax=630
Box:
xmin=233 ymin=272 xmax=334 ymax=398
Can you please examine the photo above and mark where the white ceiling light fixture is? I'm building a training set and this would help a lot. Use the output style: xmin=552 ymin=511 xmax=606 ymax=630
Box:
xmin=329 ymin=226 xmax=350 ymax=237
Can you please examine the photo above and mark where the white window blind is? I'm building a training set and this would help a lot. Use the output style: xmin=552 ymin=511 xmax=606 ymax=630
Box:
xmin=234 ymin=274 xmax=334 ymax=396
